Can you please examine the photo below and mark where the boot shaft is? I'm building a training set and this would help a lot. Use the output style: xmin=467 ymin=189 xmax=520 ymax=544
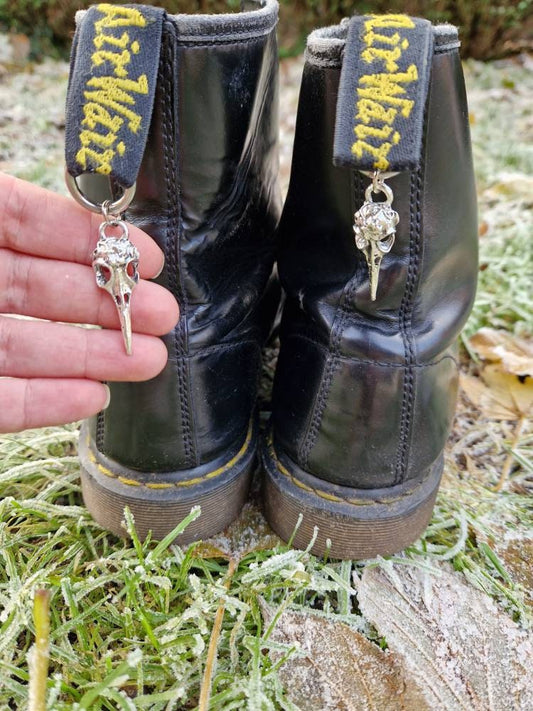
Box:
xmin=75 ymin=1 xmax=281 ymax=473
xmin=272 ymin=20 xmax=478 ymax=489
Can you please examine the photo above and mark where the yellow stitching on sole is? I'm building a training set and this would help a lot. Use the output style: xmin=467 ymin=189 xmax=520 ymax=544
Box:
xmin=87 ymin=422 xmax=253 ymax=490
xmin=318 ymin=491 xmax=345 ymax=503
xmin=268 ymin=436 xmax=429 ymax=508
xmin=118 ymin=476 xmax=141 ymax=487
xmin=176 ymin=476 xmax=204 ymax=488
xmin=204 ymin=424 xmax=253 ymax=481
xmin=292 ymin=478 xmax=314 ymax=494
xmin=98 ymin=463 xmax=116 ymax=479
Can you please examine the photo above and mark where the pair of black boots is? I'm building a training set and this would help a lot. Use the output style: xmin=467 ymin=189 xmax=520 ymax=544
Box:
xmin=68 ymin=1 xmax=477 ymax=560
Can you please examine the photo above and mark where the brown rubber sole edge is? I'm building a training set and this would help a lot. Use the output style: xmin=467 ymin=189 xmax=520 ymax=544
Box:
xmin=78 ymin=421 xmax=256 ymax=543
xmin=262 ymin=438 xmax=443 ymax=560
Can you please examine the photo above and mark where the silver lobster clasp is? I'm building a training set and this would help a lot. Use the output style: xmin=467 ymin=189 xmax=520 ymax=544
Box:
xmin=93 ymin=220 xmax=139 ymax=355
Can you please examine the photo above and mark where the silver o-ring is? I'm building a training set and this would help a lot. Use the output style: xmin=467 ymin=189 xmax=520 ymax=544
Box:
xmin=64 ymin=167 xmax=136 ymax=216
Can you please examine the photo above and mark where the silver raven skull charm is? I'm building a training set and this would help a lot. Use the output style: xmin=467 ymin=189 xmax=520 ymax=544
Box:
xmin=353 ymin=199 xmax=399 ymax=301
xmin=92 ymin=221 xmax=139 ymax=355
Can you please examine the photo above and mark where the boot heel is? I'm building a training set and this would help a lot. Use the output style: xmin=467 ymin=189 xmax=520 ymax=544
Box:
xmin=264 ymin=15 xmax=476 ymax=559
xmin=65 ymin=1 xmax=281 ymax=542
xmin=262 ymin=438 xmax=442 ymax=560
xmin=79 ymin=421 xmax=256 ymax=542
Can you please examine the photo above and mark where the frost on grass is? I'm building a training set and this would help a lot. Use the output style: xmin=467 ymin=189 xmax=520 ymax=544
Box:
xmin=0 ymin=55 xmax=532 ymax=710
xmin=357 ymin=565 xmax=533 ymax=711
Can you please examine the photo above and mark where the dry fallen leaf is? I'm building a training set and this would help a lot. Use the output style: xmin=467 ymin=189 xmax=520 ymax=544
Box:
xmin=460 ymin=365 xmax=531 ymax=488
xmin=205 ymin=503 xmax=281 ymax=558
xmin=482 ymin=366 xmax=533 ymax=417
xmin=469 ymin=328 xmax=533 ymax=377
xmin=261 ymin=601 xmax=429 ymax=711
xmin=357 ymin=565 xmax=533 ymax=711
xmin=484 ymin=173 xmax=533 ymax=202
xmin=460 ymin=372 xmax=516 ymax=420
xmin=460 ymin=365 xmax=533 ymax=420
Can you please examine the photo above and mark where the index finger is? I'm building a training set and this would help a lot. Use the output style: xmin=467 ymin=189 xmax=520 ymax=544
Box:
xmin=0 ymin=172 xmax=165 ymax=279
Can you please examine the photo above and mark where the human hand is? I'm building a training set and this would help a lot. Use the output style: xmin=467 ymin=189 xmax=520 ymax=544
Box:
xmin=0 ymin=173 xmax=179 ymax=433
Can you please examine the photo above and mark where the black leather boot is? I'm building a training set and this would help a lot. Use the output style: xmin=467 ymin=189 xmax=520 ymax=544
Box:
xmin=262 ymin=16 xmax=478 ymax=559
xmin=66 ymin=1 xmax=280 ymax=541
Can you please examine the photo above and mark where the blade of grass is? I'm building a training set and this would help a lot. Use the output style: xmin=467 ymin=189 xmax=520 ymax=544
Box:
xmin=28 ymin=589 xmax=50 ymax=711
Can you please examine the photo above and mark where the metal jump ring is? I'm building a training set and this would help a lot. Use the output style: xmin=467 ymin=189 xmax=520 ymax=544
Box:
xmin=64 ymin=167 xmax=136 ymax=216
xmin=364 ymin=181 xmax=394 ymax=205
xmin=98 ymin=219 xmax=129 ymax=240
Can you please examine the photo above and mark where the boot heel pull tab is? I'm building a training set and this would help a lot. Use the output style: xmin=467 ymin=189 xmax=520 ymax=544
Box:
xmin=65 ymin=3 xmax=166 ymax=190
xmin=64 ymin=4 xmax=166 ymax=354
xmin=332 ymin=14 xmax=433 ymax=300
xmin=332 ymin=14 xmax=434 ymax=173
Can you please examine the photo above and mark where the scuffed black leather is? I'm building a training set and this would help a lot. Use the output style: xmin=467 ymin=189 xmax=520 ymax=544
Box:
xmin=90 ymin=8 xmax=281 ymax=473
xmin=272 ymin=35 xmax=478 ymax=489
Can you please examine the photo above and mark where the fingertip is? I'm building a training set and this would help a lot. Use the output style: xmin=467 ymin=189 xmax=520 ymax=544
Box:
xmin=132 ymin=281 xmax=180 ymax=336
xmin=118 ymin=333 xmax=170 ymax=381
xmin=153 ymin=254 xmax=165 ymax=279
xmin=83 ymin=381 xmax=112 ymax=418
xmin=128 ymin=225 xmax=165 ymax=279
xmin=161 ymin=291 xmax=180 ymax=334
xmin=102 ymin=384 xmax=111 ymax=410
xmin=149 ymin=337 xmax=171 ymax=378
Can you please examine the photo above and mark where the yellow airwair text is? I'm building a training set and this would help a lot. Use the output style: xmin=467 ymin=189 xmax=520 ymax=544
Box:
xmin=351 ymin=15 xmax=418 ymax=171
xmin=76 ymin=4 xmax=149 ymax=175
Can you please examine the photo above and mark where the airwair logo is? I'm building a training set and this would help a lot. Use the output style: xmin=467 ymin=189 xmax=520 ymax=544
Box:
xmin=351 ymin=15 xmax=418 ymax=171
xmin=76 ymin=4 xmax=149 ymax=176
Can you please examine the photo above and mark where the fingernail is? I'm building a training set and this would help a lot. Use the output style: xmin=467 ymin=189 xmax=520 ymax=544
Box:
xmin=154 ymin=256 xmax=165 ymax=279
xmin=102 ymin=384 xmax=111 ymax=410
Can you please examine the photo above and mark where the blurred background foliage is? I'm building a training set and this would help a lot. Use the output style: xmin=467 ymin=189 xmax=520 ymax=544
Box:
xmin=0 ymin=0 xmax=531 ymax=60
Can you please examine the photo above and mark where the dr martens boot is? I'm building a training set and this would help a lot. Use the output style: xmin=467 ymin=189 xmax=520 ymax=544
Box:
xmin=262 ymin=16 xmax=478 ymax=558
xmin=65 ymin=1 xmax=280 ymax=541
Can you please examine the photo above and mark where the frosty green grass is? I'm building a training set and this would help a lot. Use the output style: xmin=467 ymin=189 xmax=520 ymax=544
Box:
xmin=0 ymin=56 xmax=532 ymax=708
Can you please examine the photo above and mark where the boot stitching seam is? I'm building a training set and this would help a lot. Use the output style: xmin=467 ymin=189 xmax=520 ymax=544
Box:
xmin=395 ymin=168 xmax=423 ymax=485
xmin=298 ymin=278 xmax=358 ymax=469
xmin=280 ymin=332 xmax=458 ymax=369
xmin=162 ymin=27 xmax=197 ymax=468
xmin=95 ymin=409 xmax=105 ymax=451
xmin=298 ymin=170 xmax=363 ymax=469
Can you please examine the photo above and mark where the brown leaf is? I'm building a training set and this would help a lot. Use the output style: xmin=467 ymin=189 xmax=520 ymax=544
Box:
xmin=261 ymin=602 xmax=429 ymax=711
xmin=478 ymin=220 xmax=489 ymax=237
xmin=482 ymin=366 xmax=533 ymax=417
xmin=460 ymin=365 xmax=533 ymax=420
xmin=357 ymin=565 xmax=533 ymax=711
xmin=190 ymin=542 xmax=230 ymax=560
xmin=469 ymin=328 xmax=533 ymax=377
xmin=460 ymin=373 xmax=517 ymax=420
xmin=485 ymin=174 xmax=533 ymax=202
xmin=205 ymin=503 xmax=281 ymax=558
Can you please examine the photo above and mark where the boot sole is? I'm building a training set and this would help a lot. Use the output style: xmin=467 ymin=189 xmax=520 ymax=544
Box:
xmin=78 ymin=421 xmax=255 ymax=542
xmin=262 ymin=436 xmax=442 ymax=559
